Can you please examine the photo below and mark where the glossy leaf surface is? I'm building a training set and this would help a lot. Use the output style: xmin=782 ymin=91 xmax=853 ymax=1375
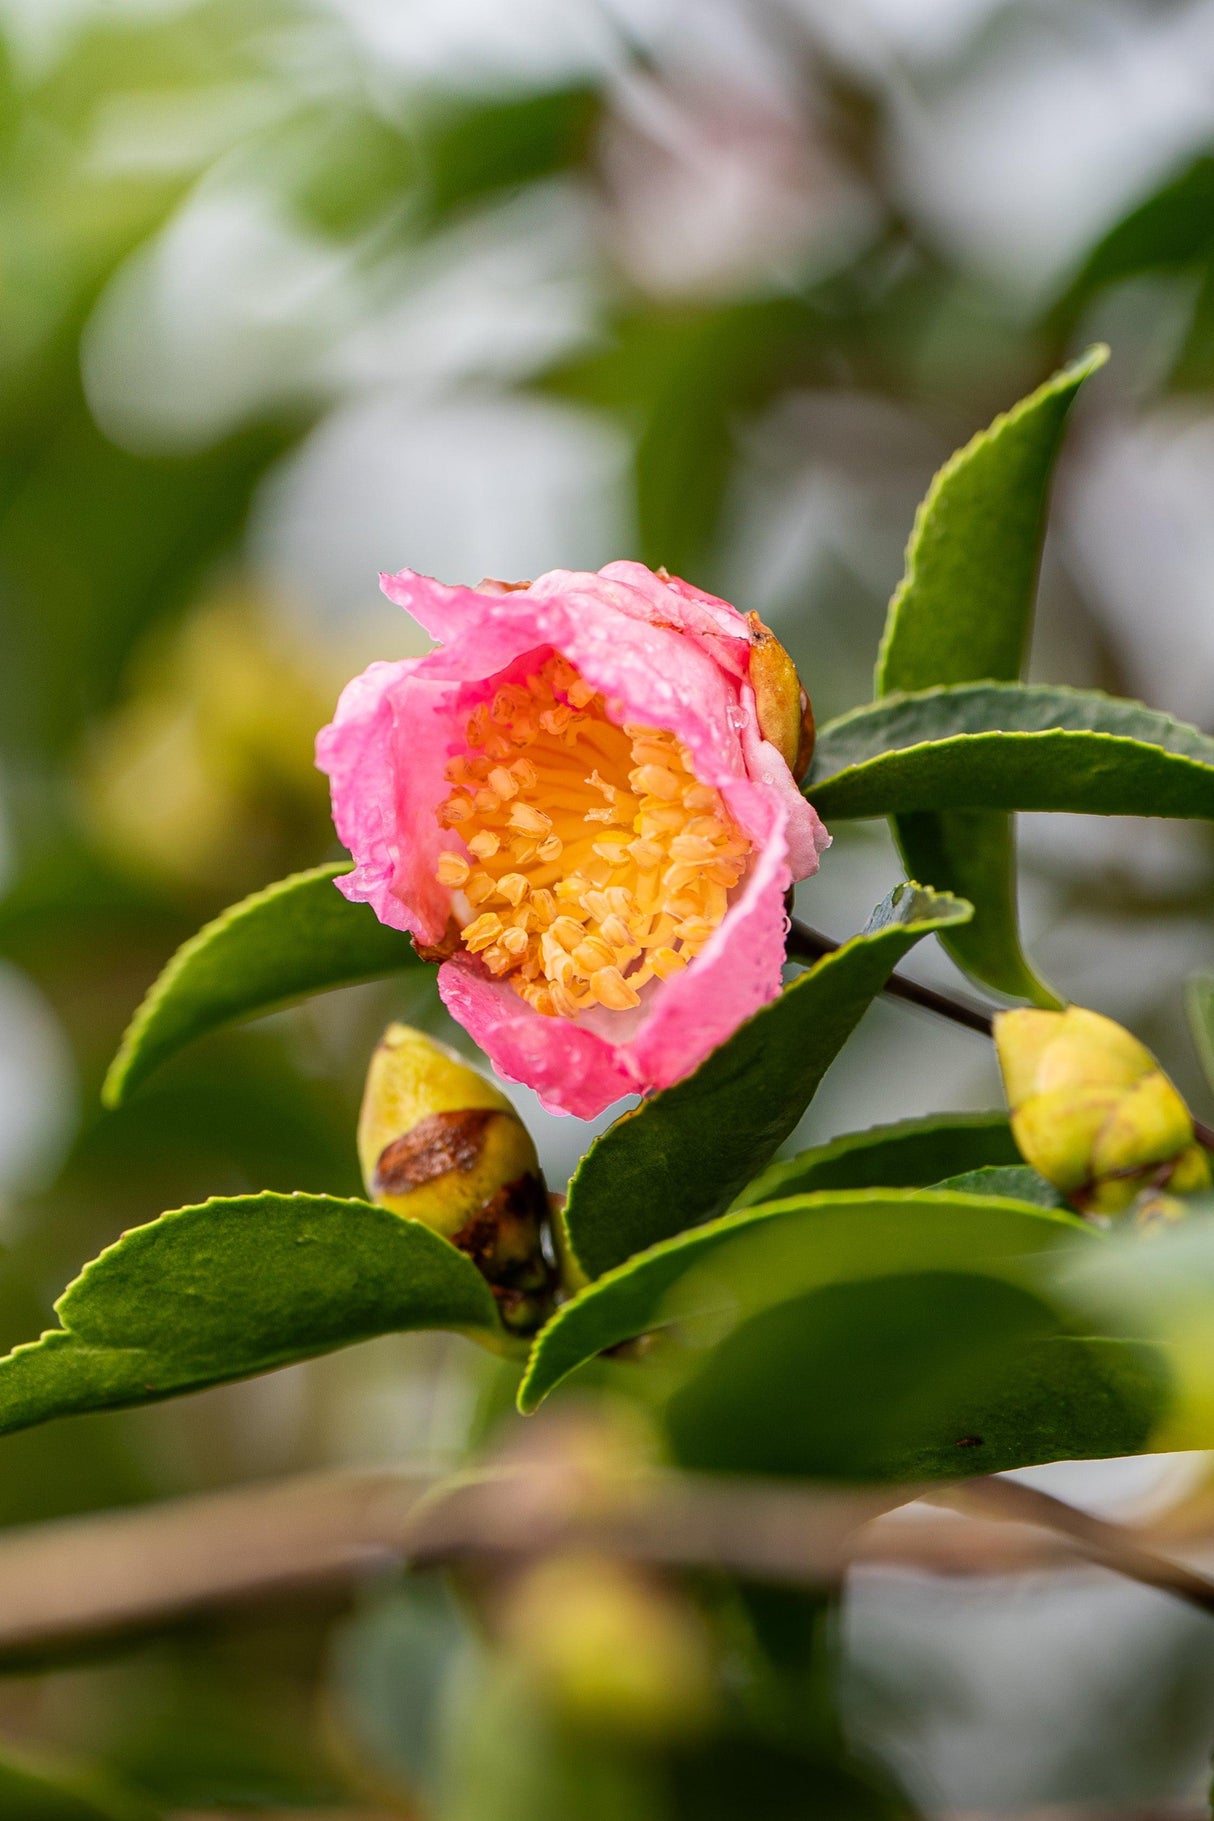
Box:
xmin=733 ymin=1111 xmax=1018 ymax=1210
xmin=104 ymin=864 xmax=419 ymax=1105
xmin=0 ymin=1193 xmax=500 ymax=1438
xmin=808 ymin=685 xmax=1214 ymax=821
xmin=875 ymin=351 xmax=1105 ymax=694
xmin=665 ymin=1275 xmax=1163 ymax=1482
xmin=522 ymin=1186 xmax=1084 ymax=1412
xmin=929 ymin=1165 xmax=1065 ymax=1208
xmin=562 ymin=886 xmax=970 ymax=1280
xmin=874 ymin=353 xmax=1104 ymax=1004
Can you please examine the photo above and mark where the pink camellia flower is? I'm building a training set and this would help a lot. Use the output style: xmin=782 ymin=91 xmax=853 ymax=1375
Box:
xmin=316 ymin=561 xmax=829 ymax=1118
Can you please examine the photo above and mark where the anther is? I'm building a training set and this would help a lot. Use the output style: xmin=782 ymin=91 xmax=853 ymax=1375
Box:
xmin=436 ymin=852 xmax=471 ymax=887
xmin=592 ymin=966 xmax=641 ymax=1010
xmin=631 ymin=764 xmax=682 ymax=801
xmin=509 ymin=803 xmax=553 ymax=836
xmin=463 ymin=913 xmax=504 ymax=952
xmin=497 ymin=873 xmax=530 ymax=907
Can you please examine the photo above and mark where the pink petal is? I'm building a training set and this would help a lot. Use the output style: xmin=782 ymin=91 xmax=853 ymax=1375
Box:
xmin=317 ymin=562 xmax=834 ymax=1118
xmin=629 ymin=797 xmax=794 ymax=1092
xmin=737 ymin=681 xmax=831 ymax=880
xmin=438 ymin=957 xmax=637 ymax=1119
xmin=595 ymin=560 xmax=753 ymax=676
xmin=315 ymin=657 xmax=456 ymax=945
xmin=386 ymin=569 xmax=747 ymax=796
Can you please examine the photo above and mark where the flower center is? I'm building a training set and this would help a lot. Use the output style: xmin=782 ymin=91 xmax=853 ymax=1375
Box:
xmin=434 ymin=653 xmax=751 ymax=1018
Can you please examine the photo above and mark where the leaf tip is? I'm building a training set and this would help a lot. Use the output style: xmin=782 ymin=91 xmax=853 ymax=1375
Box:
xmin=516 ymin=1371 xmax=543 ymax=1415
xmin=99 ymin=1051 xmax=132 ymax=1111
xmin=1074 ymin=340 xmax=1111 ymax=377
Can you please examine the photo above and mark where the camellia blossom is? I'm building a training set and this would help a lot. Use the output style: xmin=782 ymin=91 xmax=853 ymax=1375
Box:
xmin=316 ymin=562 xmax=829 ymax=1118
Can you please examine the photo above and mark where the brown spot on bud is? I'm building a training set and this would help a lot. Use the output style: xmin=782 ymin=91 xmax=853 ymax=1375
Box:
xmin=374 ymin=1108 xmax=499 ymax=1193
xmin=452 ymin=1171 xmax=560 ymax=1334
xmin=477 ymin=577 xmax=533 ymax=594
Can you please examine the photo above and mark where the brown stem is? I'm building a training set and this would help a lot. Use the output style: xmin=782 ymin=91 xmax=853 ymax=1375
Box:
xmin=786 ymin=917 xmax=1214 ymax=1151
xmin=5 ymin=1454 xmax=1214 ymax=1664
xmin=949 ymin=1476 xmax=1214 ymax=1621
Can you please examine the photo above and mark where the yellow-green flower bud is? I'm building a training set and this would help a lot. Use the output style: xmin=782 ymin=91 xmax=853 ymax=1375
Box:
xmin=359 ymin=1024 xmax=556 ymax=1331
xmin=746 ymin=612 xmax=814 ymax=782
xmin=501 ymin=1552 xmax=717 ymax=1739
xmin=994 ymin=1006 xmax=1211 ymax=1216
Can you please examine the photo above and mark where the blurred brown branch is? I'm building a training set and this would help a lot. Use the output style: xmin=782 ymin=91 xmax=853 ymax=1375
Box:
xmin=1 ymin=1429 xmax=1214 ymax=1667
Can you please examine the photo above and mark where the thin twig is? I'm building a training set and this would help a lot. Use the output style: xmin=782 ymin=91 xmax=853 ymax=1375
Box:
xmin=946 ymin=1477 xmax=1214 ymax=1620
xmin=785 ymin=917 xmax=1214 ymax=1151
xmin=786 ymin=918 xmax=995 ymax=1036
xmin=3 ymin=1455 xmax=1214 ymax=1663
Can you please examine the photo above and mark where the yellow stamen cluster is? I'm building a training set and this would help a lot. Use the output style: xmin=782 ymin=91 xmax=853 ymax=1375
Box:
xmin=434 ymin=654 xmax=752 ymax=1019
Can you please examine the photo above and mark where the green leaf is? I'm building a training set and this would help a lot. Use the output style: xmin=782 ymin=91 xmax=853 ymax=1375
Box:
xmin=930 ymin=1164 xmax=1066 ymax=1208
xmin=545 ymin=297 xmax=830 ymax=579
xmin=103 ymin=864 xmax=419 ymax=1106
xmin=521 ymin=1185 xmax=1089 ymax=1414
xmin=1044 ymin=1210 xmax=1214 ymax=1453
xmin=0 ymin=1742 xmax=154 ymax=1820
xmin=665 ymin=1277 xmax=1163 ymax=1483
xmin=807 ymin=683 xmax=1214 ymax=820
xmin=1187 ymin=974 xmax=1214 ymax=1097
xmin=0 ymin=1193 xmax=501 ymax=1437
xmin=562 ymin=885 xmax=971 ymax=1281
xmin=875 ymin=352 xmax=1106 ymax=693
xmin=732 ymin=1110 xmax=1018 ymax=1210
xmin=887 ymin=810 xmax=1057 ymax=1005
xmin=874 ymin=348 xmax=1107 ymax=1007
xmin=419 ymin=86 xmax=599 ymax=225
xmin=1050 ymin=156 xmax=1214 ymax=326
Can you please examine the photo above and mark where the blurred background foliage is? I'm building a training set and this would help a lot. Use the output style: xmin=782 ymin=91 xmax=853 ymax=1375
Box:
xmin=3 ymin=0 xmax=1214 ymax=1810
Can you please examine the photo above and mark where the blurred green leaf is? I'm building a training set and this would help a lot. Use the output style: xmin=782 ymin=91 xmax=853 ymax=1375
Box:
xmin=0 ymin=1741 xmax=153 ymax=1821
xmin=439 ymin=1639 xmax=910 ymax=1821
xmin=0 ymin=1192 xmax=502 ymax=1437
xmin=1050 ymin=1209 xmax=1214 ymax=1453
xmin=562 ymin=885 xmax=970 ymax=1281
xmin=547 ymin=297 xmax=829 ymax=580
xmin=732 ymin=1111 xmax=1018 ymax=1210
xmin=665 ymin=1273 xmax=1163 ymax=1482
xmin=874 ymin=347 xmax=1104 ymax=1006
xmin=1051 ymin=156 xmax=1214 ymax=325
xmin=104 ymin=863 xmax=419 ymax=1106
xmin=420 ymin=86 xmax=599 ymax=225
xmin=0 ymin=404 xmax=304 ymax=762
xmin=1187 ymin=973 xmax=1214 ymax=1097
xmin=331 ymin=1579 xmax=479 ymax=1809
xmin=280 ymin=103 xmax=416 ymax=237
xmin=808 ymin=684 xmax=1214 ymax=819
xmin=522 ymin=1185 xmax=1089 ymax=1414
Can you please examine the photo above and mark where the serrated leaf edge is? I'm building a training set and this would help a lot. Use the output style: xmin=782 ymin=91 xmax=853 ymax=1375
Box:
xmin=874 ymin=345 xmax=1109 ymax=695
xmin=520 ymin=1185 xmax=1091 ymax=1412
xmin=808 ymin=684 xmax=1214 ymax=804
xmin=103 ymin=862 xmax=358 ymax=1108
xmin=560 ymin=883 xmax=973 ymax=1262
xmin=0 ymin=1191 xmax=503 ymax=1385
